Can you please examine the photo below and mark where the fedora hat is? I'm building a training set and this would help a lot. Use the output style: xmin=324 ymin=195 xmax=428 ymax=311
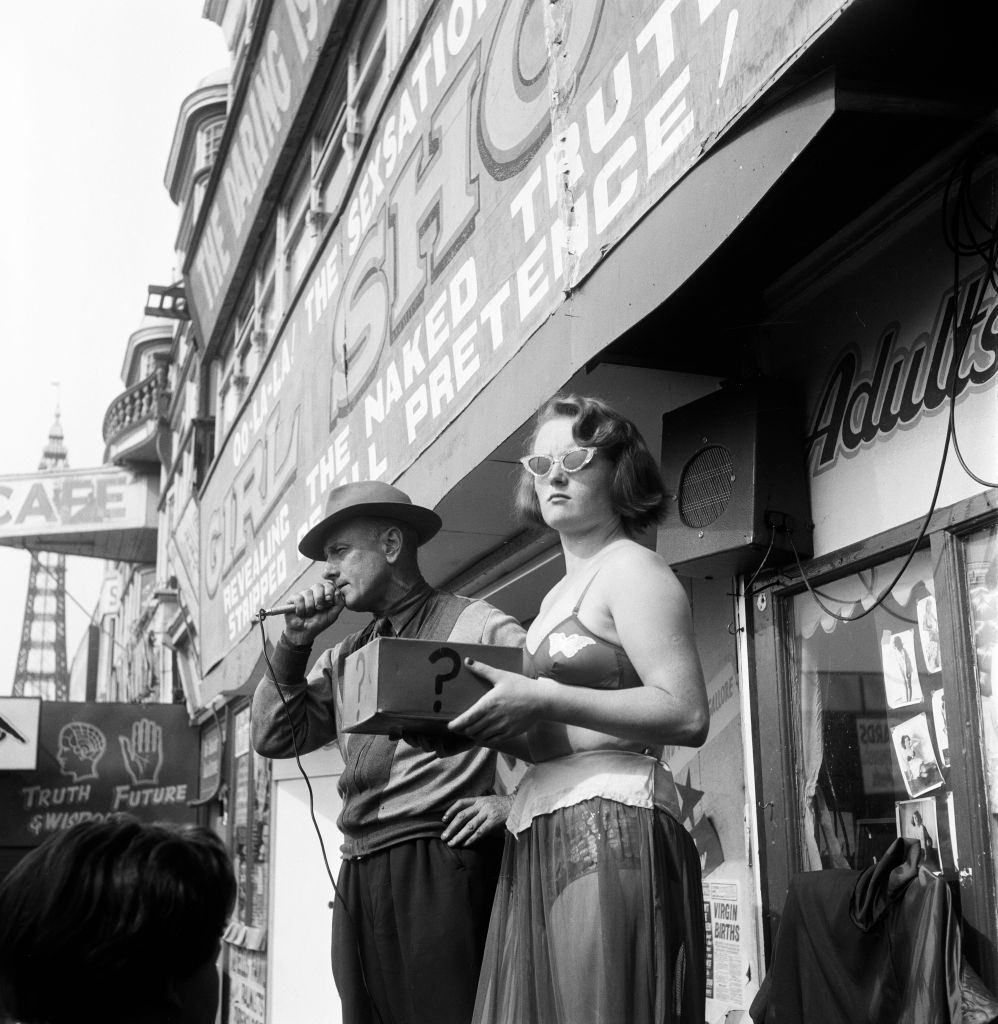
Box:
xmin=297 ymin=480 xmax=442 ymax=560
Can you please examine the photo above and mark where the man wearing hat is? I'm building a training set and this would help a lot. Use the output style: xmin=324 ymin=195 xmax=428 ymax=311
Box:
xmin=252 ymin=481 xmax=524 ymax=1024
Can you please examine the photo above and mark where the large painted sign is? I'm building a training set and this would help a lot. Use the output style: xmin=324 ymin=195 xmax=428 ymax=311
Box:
xmin=186 ymin=0 xmax=345 ymax=336
xmin=0 ymin=466 xmax=157 ymax=561
xmin=195 ymin=0 xmax=851 ymax=669
xmin=0 ymin=702 xmax=198 ymax=846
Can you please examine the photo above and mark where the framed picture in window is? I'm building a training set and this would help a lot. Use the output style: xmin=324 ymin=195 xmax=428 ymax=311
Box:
xmin=916 ymin=595 xmax=941 ymax=673
xmin=881 ymin=629 xmax=923 ymax=709
xmin=891 ymin=713 xmax=943 ymax=798
xmin=896 ymin=797 xmax=942 ymax=873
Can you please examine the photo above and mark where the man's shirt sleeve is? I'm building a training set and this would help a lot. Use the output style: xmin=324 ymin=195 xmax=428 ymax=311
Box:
xmin=251 ymin=635 xmax=339 ymax=757
xmin=480 ymin=606 xmax=526 ymax=649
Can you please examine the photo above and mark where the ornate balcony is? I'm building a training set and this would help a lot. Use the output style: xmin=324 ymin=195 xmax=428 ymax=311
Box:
xmin=102 ymin=355 xmax=171 ymax=466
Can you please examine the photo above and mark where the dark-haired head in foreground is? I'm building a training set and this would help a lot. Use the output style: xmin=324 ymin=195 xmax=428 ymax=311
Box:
xmin=0 ymin=817 xmax=235 ymax=1024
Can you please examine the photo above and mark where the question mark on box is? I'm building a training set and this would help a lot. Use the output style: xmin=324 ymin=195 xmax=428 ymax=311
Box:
xmin=352 ymin=651 xmax=366 ymax=722
xmin=428 ymin=647 xmax=461 ymax=712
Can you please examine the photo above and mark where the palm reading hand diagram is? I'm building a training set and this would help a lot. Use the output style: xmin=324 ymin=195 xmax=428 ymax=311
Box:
xmin=119 ymin=718 xmax=164 ymax=786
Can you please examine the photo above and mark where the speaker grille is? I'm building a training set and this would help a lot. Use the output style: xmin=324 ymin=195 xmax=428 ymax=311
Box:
xmin=678 ymin=445 xmax=733 ymax=527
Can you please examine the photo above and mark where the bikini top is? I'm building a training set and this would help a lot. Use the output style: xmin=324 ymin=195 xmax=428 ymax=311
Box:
xmin=523 ymin=573 xmax=642 ymax=690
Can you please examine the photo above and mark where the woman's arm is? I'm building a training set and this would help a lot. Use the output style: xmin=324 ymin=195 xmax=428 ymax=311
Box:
xmin=451 ymin=547 xmax=709 ymax=749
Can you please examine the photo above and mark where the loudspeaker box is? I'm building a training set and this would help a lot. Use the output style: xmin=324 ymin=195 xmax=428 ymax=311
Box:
xmin=657 ymin=382 xmax=813 ymax=578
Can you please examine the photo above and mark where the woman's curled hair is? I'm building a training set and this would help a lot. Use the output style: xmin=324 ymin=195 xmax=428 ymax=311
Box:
xmin=515 ymin=393 xmax=666 ymax=536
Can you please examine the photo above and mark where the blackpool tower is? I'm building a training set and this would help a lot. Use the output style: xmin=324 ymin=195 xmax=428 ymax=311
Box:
xmin=11 ymin=409 xmax=69 ymax=700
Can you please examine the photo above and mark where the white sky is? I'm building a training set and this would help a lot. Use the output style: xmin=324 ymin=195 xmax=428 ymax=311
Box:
xmin=0 ymin=2 xmax=229 ymax=695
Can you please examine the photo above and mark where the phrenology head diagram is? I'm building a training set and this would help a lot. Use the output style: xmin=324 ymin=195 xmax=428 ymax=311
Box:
xmin=56 ymin=722 xmax=107 ymax=782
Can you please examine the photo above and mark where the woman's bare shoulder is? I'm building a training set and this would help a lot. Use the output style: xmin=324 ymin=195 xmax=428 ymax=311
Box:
xmin=602 ymin=540 xmax=677 ymax=577
xmin=600 ymin=541 xmax=687 ymax=606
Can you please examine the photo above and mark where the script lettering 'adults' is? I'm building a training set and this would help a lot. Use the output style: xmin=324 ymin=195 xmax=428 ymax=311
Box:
xmin=807 ymin=276 xmax=998 ymax=472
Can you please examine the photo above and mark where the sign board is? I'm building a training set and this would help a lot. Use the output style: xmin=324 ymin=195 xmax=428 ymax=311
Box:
xmin=229 ymin=946 xmax=267 ymax=1024
xmin=764 ymin=180 xmax=998 ymax=556
xmin=341 ymin=637 xmax=521 ymax=734
xmin=195 ymin=0 xmax=852 ymax=670
xmin=0 ymin=702 xmax=198 ymax=846
xmin=855 ymin=715 xmax=902 ymax=795
xmin=703 ymin=878 xmax=746 ymax=1011
xmin=199 ymin=719 xmax=223 ymax=800
xmin=0 ymin=698 xmax=42 ymax=771
xmin=185 ymin=0 xmax=347 ymax=341
xmin=0 ymin=466 xmax=157 ymax=562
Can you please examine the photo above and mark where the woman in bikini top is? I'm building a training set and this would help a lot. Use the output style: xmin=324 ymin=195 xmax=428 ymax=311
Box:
xmin=519 ymin=562 xmax=651 ymax=763
xmin=446 ymin=393 xmax=710 ymax=1024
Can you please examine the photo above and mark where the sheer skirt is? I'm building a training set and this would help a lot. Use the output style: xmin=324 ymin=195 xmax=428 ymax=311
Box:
xmin=472 ymin=797 xmax=705 ymax=1024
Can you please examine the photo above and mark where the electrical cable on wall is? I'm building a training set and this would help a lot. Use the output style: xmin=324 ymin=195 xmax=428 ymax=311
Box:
xmin=942 ymin=141 xmax=998 ymax=489
xmin=729 ymin=526 xmax=777 ymax=634
xmin=744 ymin=525 xmax=777 ymax=601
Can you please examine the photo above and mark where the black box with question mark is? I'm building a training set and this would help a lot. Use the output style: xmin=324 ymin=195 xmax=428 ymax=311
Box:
xmin=340 ymin=638 xmax=523 ymax=735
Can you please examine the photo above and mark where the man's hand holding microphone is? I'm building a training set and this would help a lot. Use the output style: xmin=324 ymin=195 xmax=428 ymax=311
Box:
xmin=280 ymin=580 xmax=345 ymax=646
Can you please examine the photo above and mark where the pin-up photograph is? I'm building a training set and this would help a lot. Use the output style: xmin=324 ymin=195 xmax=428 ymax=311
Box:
xmin=881 ymin=629 xmax=923 ymax=709
xmin=891 ymin=713 xmax=943 ymax=799
xmin=916 ymin=595 xmax=941 ymax=674
xmin=896 ymin=796 xmax=941 ymax=872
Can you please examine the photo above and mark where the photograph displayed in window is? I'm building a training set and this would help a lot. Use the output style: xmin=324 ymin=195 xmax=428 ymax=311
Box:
xmin=896 ymin=797 xmax=943 ymax=873
xmin=791 ymin=548 xmax=956 ymax=872
xmin=964 ymin=524 xmax=998 ymax=861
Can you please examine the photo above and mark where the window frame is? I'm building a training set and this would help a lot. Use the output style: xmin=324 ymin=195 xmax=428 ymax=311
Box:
xmin=197 ymin=117 xmax=226 ymax=173
xmin=931 ymin=504 xmax=998 ymax=984
xmin=348 ymin=2 xmax=389 ymax=149
xmin=749 ymin=487 xmax=998 ymax=984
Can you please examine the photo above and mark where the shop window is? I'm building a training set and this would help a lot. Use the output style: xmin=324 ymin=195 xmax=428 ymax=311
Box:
xmin=789 ymin=548 xmax=955 ymax=873
xmin=963 ymin=524 xmax=998 ymax=868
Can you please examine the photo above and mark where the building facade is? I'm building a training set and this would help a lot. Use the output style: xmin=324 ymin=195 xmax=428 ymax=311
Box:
xmin=156 ymin=1 xmax=998 ymax=1021
xmin=93 ymin=320 xmax=177 ymax=706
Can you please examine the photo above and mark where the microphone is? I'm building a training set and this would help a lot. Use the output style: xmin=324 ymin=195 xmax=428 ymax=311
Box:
xmin=253 ymin=603 xmax=297 ymax=622
xmin=253 ymin=588 xmax=344 ymax=623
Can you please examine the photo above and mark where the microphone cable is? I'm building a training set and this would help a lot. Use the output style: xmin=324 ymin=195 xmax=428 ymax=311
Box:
xmin=256 ymin=614 xmax=386 ymax=1024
